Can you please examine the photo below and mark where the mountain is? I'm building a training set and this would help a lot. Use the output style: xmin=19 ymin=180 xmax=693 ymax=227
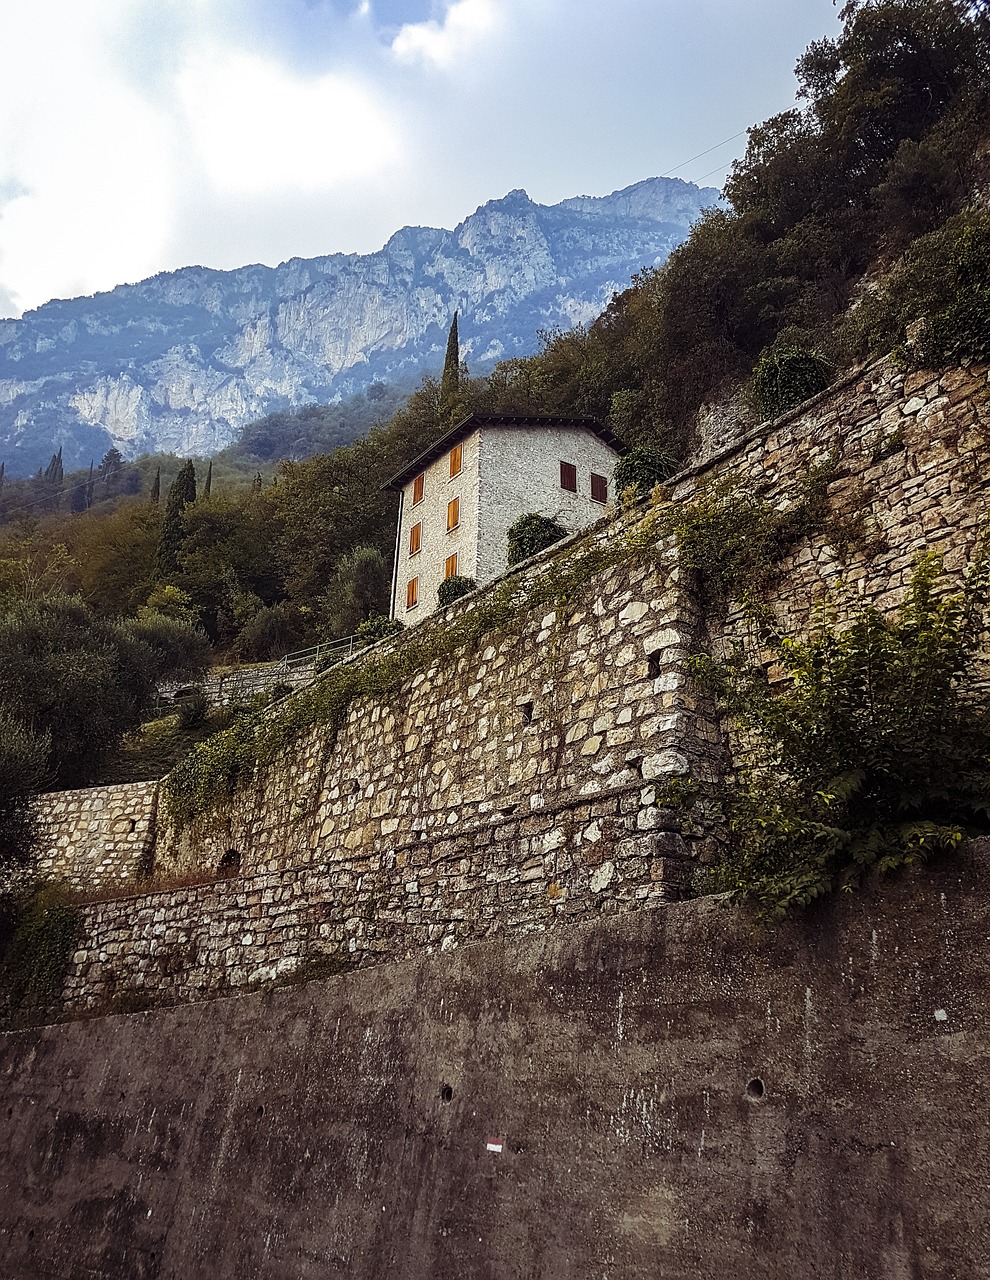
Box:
xmin=0 ymin=177 xmax=720 ymax=475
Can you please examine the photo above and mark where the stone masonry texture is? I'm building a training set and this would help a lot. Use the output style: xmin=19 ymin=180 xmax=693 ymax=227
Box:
xmin=1 ymin=842 xmax=988 ymax=1279
xmin=32 ymin=782 xmax=158 ymax=892
xmin=33 ymin=356 xmax=990 ymax=1014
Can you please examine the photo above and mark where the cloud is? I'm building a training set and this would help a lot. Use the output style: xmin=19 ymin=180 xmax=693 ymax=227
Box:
xmin=390 ymin=0 xmax=503 ymax=68
xmin=0 ymin=0 xmax=840 ymax=318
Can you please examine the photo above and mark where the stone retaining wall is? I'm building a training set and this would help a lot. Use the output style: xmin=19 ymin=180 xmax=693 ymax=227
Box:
xmin=63 ymin=782 xmax=691 ymax=1011
xmin=33 ymin=782 xmax=159 ymax=891
xmin=41 ymin=356 xmax=990 ymax=1011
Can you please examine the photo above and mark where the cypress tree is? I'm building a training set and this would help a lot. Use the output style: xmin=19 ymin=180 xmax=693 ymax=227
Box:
xmin=204 ymin=459 xmax=213 ymax=497
xmin=150 ymin=467 xmax=161 ymax=505
xmin=85 ymin=461 xmax=94 ymax=510
xmin=440 ymin=311 xmax=460 ymax=423
xmin=156 ymin=460 xmax=197 ymax=578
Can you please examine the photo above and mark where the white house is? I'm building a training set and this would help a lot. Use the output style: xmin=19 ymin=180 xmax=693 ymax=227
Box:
xmin=386 ymin=413 xmax=625 ymax=621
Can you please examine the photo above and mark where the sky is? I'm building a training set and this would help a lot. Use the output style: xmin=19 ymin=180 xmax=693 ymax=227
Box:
xmin=0 ymin=0 xmax=841 ymax=319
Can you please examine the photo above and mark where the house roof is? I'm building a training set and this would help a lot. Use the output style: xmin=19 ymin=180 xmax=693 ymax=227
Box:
xmin=383 ymin=412 xmax=626 ymax=491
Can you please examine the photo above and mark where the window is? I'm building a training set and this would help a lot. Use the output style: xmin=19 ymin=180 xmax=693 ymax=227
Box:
xmin=412 ymin=472 xmax=425 ymax=505
xmin=447 ymin=497 xmax=460 ymax=531
xmin=449 ymin=444 xmax=462 ymax=478
xmin=590 ymin=473 xmax=608 ymax=503
xmin=560 ymin=461 xmax=577 ymax=492
xmin=409 ymin=522 xmax=422 ymax=555
xmin=406 ymin=577 xmax=419 ymax=609
xmin=445 ymin=553 xmax=458 ymax=579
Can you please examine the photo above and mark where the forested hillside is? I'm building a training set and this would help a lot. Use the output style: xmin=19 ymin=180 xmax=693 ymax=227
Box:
xmin=0 ymin=0 xmax=987 ymax=830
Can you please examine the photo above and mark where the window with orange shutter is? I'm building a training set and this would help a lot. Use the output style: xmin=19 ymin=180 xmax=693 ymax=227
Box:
xmin=409 ymin=522 xmax=422 ymax=555
xmin=406 ymin=577 xmax=419 ymax=609
xmin=447 ymin=497 xmax=459 ymax=531
xmin=449 ymin=444 xmax=462 ymax=478
xmin=412 ymin=473 xmax=425 ymax=505
xmin=445 ymin=553 xmax=458 ymax=579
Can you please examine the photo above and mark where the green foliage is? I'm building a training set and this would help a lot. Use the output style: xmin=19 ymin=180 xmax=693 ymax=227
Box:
xmin=752 ymin=346 xmax=833 ymax=420
xmin=232 ymin=601 xmax=307 ymax=662
xmin=0 ymin=882 xmax=80 ymax=1018
xmin=842 ymin=210 xmax=990 ymax=366
xmin=0 ymin=595 xmax=189 ymax=787
xmin=156 ymin=460 xmax=197 ymax=578
xmin=437 ymin=575 xmax=476 ymax=607
xmin=0 ymin=714 xmax=49 ymax=882
xmin=318 ymin=545 xmax=391 ymax=638
xmin=440 ymin=311 xmax=463 ymax=425
xmin=124 ymin=611 xmax=211 ymax=683
xmin=613 ymin=446 xmax=678 ymax=498
xmin=355 ymin=614 xmax=404 ymax=645
xmin=506 ymin=514 xmax=568 ymax=566
xmin=694 ymin=550 xmax=990 ymax=917
xmin=671 ymin=459 xmax=838 ymax=611
xmin=175 ymin=690 xmax=209 ymax=731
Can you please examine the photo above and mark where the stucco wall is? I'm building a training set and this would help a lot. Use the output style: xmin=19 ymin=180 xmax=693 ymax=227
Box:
xmin=475 ymin=423 xmax=618 ymax=584
xmin=393 ymin=426 xmax=483 ymax=621
xmin=2 ymin=841 xmax=988 ymax=1280
xmin=32 ymin=783 xmax=159 ymax=891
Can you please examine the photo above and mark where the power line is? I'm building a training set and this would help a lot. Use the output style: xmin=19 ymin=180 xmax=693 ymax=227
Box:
xmin=659 ymin=128 xmax=750 ymax=181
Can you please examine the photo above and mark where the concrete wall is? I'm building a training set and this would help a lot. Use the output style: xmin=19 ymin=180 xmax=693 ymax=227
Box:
xmin=2 ymin=840 xmax=988 ymax=1279
xmin=33 ymin=783 xmax=159 ymax=891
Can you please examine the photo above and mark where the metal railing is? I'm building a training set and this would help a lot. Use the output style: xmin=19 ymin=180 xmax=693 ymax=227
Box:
xmin=154 ymin=632 xmax=363 ymax=716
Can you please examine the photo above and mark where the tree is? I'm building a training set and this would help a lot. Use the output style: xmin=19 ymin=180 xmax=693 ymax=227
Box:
xmin=204 ymin=460 xmax=213 ymax=498
xmin=150 ymin=467 xmax=161 ymax=505
xmin=440 ymin=311 xmax=461 ymax=424
xmin=318 ymin=546 xmax=391 ymax=637
xmin=0 ymin=596 xmax=206 ymax=788
xmin=156 ymin=460 xmax=196 ymax=578
xmin=0 ymin=714 xmax=49 ymax=883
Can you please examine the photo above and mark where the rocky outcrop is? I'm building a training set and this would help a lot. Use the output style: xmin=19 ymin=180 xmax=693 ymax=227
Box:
xmin=0 ymin=178 xmax=720 ymax=473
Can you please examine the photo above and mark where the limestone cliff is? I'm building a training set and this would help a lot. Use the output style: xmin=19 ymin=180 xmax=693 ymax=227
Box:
xmin=0 ymin=178 xmax=720 ymax=474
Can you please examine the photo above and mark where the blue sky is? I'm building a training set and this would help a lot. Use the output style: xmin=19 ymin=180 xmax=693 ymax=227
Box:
xmin=0 ymin=0 xmax=841 ymax=318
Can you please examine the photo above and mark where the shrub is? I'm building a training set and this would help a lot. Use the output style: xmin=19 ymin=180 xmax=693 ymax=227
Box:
xmin=437 ymin=575 xmax=477 ymax=607
xmin=612 ymin=446 xmax=678 ymax=498
xmin=752 ymin=345 xmax=833 ymax=420
xmin=355 ymin=615 xmax=404 ymax=645
xmin=0 ymin=882 xmax=80 ymax=1017
xmin=175 ymin=689 xmax=209 ymax=730
xmin=232 ymin=601 xmax=307 ymax=662
xmin=506 ymin=514 xmax=568 ymax=566
xmin=693 ymin=550 xmax=990 ymax=918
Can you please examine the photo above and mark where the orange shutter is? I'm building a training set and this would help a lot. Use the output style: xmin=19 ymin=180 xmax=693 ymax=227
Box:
xmin=445 ymin=554 xmax=458 ymax=579
xmin=409 ymin=522 xmax=422 ymax=555
xmin=406 ymin=577 xmax=419 ymax=609
xmin=412 ymin=473 xmax=425 ymax=504
xmin=447 ymin=497 xmax=459 ymax=530
xmin=449 ymin=444 xmax=462 ymax=477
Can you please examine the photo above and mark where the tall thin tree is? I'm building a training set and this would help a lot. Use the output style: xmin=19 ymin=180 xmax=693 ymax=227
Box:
xmin=150 ymin=467 xmax=161 ymax=505
xmin=440 ymin=310 xmax=461 ymax=424
xmin=204 ymin=459 xmax=213 ymax=497
xmin=156 ymin=460 xmax=197 ymax=578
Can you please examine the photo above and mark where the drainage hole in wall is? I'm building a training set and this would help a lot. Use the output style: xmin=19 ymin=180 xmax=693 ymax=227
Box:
xmin=256 ymin=1105 xmax=265 ymax=1117
xmin=27 ymin=1230 xmax=34 ymax=1240
xmin=647 ymin=651 xmax=663 ymax=680
xmin=746 ymin=1078 xmax=765 ymax=1100
xmin=520 ymin=701 xmax=534 ymax=726
xmin=440 ymin=1084 xmax=453 ymax=1103
xmin=128 ymin=819 xmax=137 ymax=832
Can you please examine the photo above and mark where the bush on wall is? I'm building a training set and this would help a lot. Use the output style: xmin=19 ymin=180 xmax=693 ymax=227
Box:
xmin=752 ymin=345 xmax=833 ymax=421
xmin=612 ymin=446 xmax=679 ymax=499
xmin=437 ymin=575 xmax=476 ymax=607
xmin=693 ymin=549 xmax=990 ymax=918
xmin=506 ymin=514 xmax=568 ymax=566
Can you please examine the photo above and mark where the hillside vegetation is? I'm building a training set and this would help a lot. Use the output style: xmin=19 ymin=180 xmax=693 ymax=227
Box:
xmin=0 ymin=0 xmax=986 ymax=823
